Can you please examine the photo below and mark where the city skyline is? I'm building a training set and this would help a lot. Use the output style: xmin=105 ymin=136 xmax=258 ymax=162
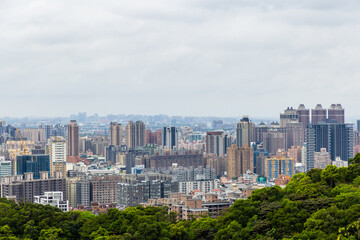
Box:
xmin=1 ymin=1 xmax=360 ymax=117
xmin=1 ymin=103 xmax=360 ymax=125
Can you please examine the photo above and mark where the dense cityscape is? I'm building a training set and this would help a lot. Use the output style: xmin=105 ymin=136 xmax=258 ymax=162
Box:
xmin=0 ymin=103 xmax=356 ymax=213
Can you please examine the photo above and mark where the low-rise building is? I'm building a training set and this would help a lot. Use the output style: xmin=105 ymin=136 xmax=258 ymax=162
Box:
xmin=34 ymin=191 xmax=69 ymax=212
xmin=332 ymin=157 xmax=348 ymax=168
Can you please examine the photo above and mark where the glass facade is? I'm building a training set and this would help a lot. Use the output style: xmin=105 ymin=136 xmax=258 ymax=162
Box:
xmin=16 ymin=155 xmax=50 ymax=179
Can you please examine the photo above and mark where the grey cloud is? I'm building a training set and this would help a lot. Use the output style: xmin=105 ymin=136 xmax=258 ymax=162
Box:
xmin=0 ymin=0 xmax=360 ymax=119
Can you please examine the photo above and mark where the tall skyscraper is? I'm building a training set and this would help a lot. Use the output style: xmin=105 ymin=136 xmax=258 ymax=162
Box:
xmin=67 ymin=120 xmax=79 ymax=156
xmin=206 ymin=131 xmax=231 ymax=156
xmin=226 ymin=144 xmax=254 ymax=179
xmin=306 ymin=122 xmax=354 ymax=171
xmin=236 ymin=116 xmax=254 ymax=147
xmin=47 ymin=137 xmax=67 ymax=178
xmin=16 ymin=154 xmax=50 ymax=179
xmin=145 ymin=129 xmax=162 ymax=145
xmin=110 ymin=122 xmax=122 ymax=146
xmin=357 ymin=120 xmax=360 ymax=132
xmin=252 ymin=142 xmax=269 ymax=175
xmin=285 ymin=122 xmax=304 ymax=148
xmin=297 ymin=104 xmax=310 ymax=140
xmin=280 ymin=107 xmax=298 ymax=127
xmin=263 ymin=129 xmax=286 ymax=154
xmin=162 ymin=127 xmax=179 ymax=150
xmin=311 ymin=104 xmax=327 ymax=124
xmin=297 ymin=104 xmax=310 ymax=129
xmin=328 ymin=104 xmax=345 ymax=124
xmin=125 ymin=121 xmax=145 ymax=149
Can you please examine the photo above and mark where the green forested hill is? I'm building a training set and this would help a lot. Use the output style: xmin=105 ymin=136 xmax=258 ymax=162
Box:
xmin=2 ymin=155 xmax=360 ymax=240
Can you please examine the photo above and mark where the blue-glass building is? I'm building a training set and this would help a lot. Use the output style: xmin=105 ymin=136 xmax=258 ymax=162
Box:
xmin=16 ymin=154 xmax=50 ymax=179
xmin=252 ymin=142 xmax=269 ymax=175
xmin=306 ymin=121 xmax=354 ymax=171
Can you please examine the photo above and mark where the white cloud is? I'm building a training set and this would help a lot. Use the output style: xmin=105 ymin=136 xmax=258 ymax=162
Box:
xmin=0 ymin=0 xmax=360 ymax=119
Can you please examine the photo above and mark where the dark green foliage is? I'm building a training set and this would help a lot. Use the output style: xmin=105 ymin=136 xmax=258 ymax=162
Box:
xmin=3 ymin=163 xmax=360 ymax=239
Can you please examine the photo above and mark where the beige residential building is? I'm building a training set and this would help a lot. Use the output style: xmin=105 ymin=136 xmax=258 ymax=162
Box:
xmin=125 ymin=121 xmax=145 ymax=149
xmin=110 ymin=122 xmax=122 ymax=146
xmin=204 ymin=154 xmax=226 ymax=176
xmin=226 ymin=144 xmax=254 ymax=179
xmin=236 ymin=116 xmax=255 ymax=147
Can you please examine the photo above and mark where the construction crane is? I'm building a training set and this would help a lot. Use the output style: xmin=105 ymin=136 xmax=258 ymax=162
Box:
xmin=15 ymin=128 xmax=29 ymax=155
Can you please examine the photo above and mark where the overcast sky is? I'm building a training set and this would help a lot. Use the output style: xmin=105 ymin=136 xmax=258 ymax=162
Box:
xmin=1 ymin=0 xmax=360 ymax=119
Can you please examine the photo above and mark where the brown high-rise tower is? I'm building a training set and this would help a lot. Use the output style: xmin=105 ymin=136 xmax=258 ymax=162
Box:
xmin=311 ymin=104 xmax=327 ymax=124
xmin=328 ymin=104 xmax=345 ymax=124
xmin=297 ymin=104 xmax=310 ymax=129
xmin=110 ymin=122 xmax=122 ymax=146
xmin=125 ymin=121 xmax=145 ymax=149
xmin=67 ymin=120 xmax=79 ymax=156
xmin=226 ymin=144 xmax=254 ymax=178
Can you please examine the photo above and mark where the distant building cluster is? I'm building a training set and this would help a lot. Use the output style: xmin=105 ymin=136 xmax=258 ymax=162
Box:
xmin=0 ymin=103 xmax=358 ymax=215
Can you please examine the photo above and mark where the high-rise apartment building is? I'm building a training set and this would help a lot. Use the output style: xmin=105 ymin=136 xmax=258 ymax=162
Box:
xmin=311 ymin=104 xmax=327 ymax=124
xmin=264 ymin=157 xmax=294 ymax=179
xmin=66 ymin=177 xmax=91 ymax=208
xmin=252 ymin=143 xmax=269 ymax=175
xmin=125 ymin=121 xmax=145 ymax=149
xmin=236 ymin=116 xmax=254 ymax=147
xmin=22 ymin=129 xmax=46 ymax=143
xmin=204 ymin=154 xmax=226 ymax=177
xmin=280 ymin=107 xmax=298 ymax=127
xmin=226 ymin=144 xmax=254 ymax=179
xmin=16 ymin=154 xmax=50 ymax=179
xmin=285 ymin=122 xmax=304 ymax=148
xmin=162 ymin=127 xmax=179 ymax=150
xmin=145 ymin=129 xmax=162 ymax=145
xmin=142 ymin=153 xmax=205 ymax=169
xmin=328 ymin=104 xmax=345 ymax=124
xmin=263 ymin=129 xmax=286 ymax=154
xmin=306 ymin=122 xmax=354 ymax=171
xmin=67 ymin=120 xmax=79 ymax=156
xmin=109 ymin=122 xmax=122 ymax=146
xmin=0 ymin=172 xmax=66 ymax=203
xmin=47 ymin=137 xmax=67 ymax=178
xmin=297 ymin=104 xmax=310 ymax=130
xmin=91 ymin=175 xmax=122 ymax=205
xmin=117 ymin=180 xmax=175 ymax=207
xmin=206 ymin=131 xmax=231 ymax=156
